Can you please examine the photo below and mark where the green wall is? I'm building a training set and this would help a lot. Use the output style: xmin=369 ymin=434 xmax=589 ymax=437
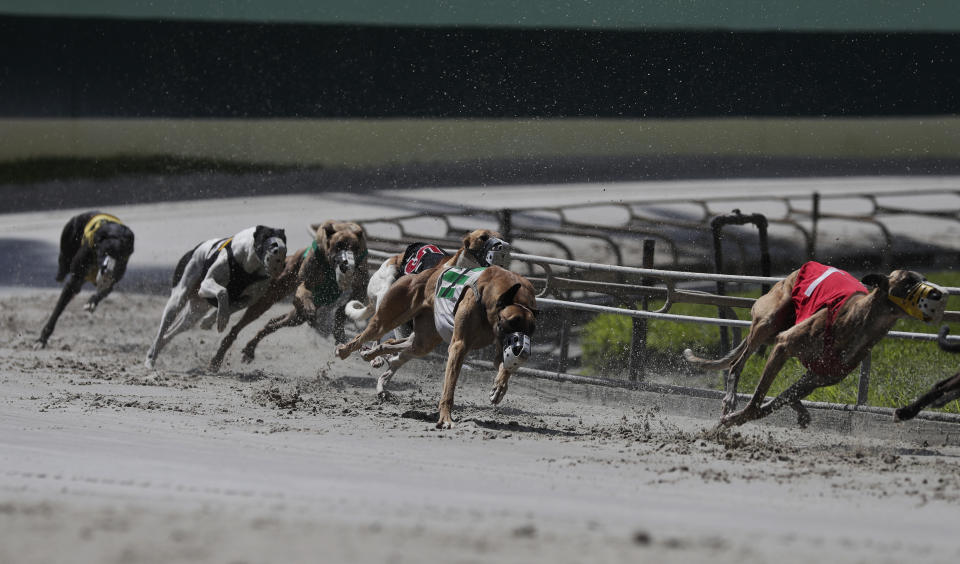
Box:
xmin=3 ymin=117 xmax=959 ymax=166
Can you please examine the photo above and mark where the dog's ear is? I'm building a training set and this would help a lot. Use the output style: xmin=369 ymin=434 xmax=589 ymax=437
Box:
xmin=253 ymin=225 xmax=268 ymax=248
xmin=309 ymin=223 xmax=321 ymax=233
xmin=254 ymin=226 xmax=286 ymax=246
xmin=861 ymin=273 xmax=889 ymax=292
xmin=496 ymin=283 xmax=522 ymax=310
xmin=462 ymin=232 xmax=474 ymax=250
xmin=351 ymin=224 xmax=367 ymax=249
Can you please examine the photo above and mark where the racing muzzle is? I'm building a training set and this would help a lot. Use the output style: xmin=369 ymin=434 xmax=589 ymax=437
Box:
xmin=334 ymin=249 xmax=357 ymax=290
xmin=335 ymin=249 xmax=356 ymax=274
xmin=263 ymin=237 xmax=287 ymax=277
xmin=479 ymin=237 xmax=511 ymax=268
xmin=889 ymin=280 xmax=947 ymax=323
xmin=501 ymin=332 xmax=531 ymax=371
xmin=96 ymin=256 xmax=117 ymax=291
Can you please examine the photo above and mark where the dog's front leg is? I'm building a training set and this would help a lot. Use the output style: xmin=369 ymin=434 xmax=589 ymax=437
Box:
xmin=198 ymin=278 xmax=230 ymax=332
xmin=895 ymin=371 xmax=960 ymax=421
xmin=490 ymin=363 xmax=511 ymax=405
xmin=437 ymin=339 xmax=469 ymax=429
xmin=36 ymin=276 xmax=84 ymax=349
xmin=84 ymin=284 xmax=114 ymax=314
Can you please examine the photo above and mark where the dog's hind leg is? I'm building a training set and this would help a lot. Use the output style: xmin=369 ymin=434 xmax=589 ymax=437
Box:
xmin=719 ymin=331 xmax=799 ymax=427
xmin=689 ymin=279 xmax=795 ymax=415
xmin=361 ymin=335 xmax=414 ymax=362
xmin=145 ymin=295 xmax=207 ymax=368
xmin=241 ymin=308 xmax=305 ymax=363
xmin=210 ymin=294 xmax=280 ymax=371
xmin=336 ymin=305 xmax=417 ymax=360
xmin=720 ymin=310 xmax=792 ymax=415
xmin=36 ymin=276 xmax=84 ymax=349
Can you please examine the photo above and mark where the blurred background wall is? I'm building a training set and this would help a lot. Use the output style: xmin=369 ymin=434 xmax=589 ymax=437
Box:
xmin=2 ymin=1 xmax=959 ymax=172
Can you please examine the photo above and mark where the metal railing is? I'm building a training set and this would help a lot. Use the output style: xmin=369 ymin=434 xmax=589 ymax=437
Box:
xmin=358 ymin=186 xmax=960 ymax=274
xmin=362 ymin=247 xmax=960 ymax=419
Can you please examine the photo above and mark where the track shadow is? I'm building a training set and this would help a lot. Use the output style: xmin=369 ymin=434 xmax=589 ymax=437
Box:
xmin=0 ymin=237 xmax=173 ymax=294
xmin=0 ymin=238 xmax=59 ymax=287
xmin=400 ymin=409 xmax=582 ymax=437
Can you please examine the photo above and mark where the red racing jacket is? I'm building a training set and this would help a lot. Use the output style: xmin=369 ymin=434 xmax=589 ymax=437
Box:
xmin=791 ymin=261 xmax=868 ymax=377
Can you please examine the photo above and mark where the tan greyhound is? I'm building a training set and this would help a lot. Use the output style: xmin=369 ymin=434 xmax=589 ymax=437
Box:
xmin=335 ymin=262 xmax=537 ymax=429
xmin=684 ymin=262 xmax=946 ymax=428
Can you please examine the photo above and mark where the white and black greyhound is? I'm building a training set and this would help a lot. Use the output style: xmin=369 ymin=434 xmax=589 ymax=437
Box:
xmin=36 ymin=211 xmax=135 ymax=349
xmin=144 ymin=225 xmax=287 ymax=369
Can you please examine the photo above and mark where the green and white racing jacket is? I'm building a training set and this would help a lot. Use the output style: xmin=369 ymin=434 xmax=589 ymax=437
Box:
xmin=434 ymin=266 xmax=487 ymax=343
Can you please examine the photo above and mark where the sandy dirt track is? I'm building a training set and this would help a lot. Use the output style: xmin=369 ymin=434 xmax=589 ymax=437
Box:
xmin=2 ymin=288 xmax=960 ymax=564
xmin=2 ymin=187 xmax=960 ymax=564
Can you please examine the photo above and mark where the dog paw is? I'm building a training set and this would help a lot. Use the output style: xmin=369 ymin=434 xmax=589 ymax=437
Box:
xmin=335 ymin=345 xmax=351 ymax=360
xmin=682 ymin=348 xmax=696 ymax=362
xmin=436 ymin=418 xmax=454 ymax=430
xmin=893 ymin=408 xmax=912 ymax=422
xmin=369 ymin=356 xmax=385 ymax=368
xmin=144 ymin=358 xmax=156 ymax=369
xmin=490 ymin=384 xmax=508 ymax=405
xmin=240 ymin=349 xmax=255 ymax=364
xmin=83 ymin=301 xmax=97 ymax=314
xmin=33 ymin=339 xmax=47 ymax=351
xmin=721 ymin=393 xmax=738 ymax=416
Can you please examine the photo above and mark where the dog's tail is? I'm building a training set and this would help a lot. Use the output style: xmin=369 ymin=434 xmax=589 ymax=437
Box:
xmin=683 ymin=339 xmax=748 ymax=370
xmin=171 ymin=243 xmax=201 ymax=287
xmin=345 ymin=300 xmax=374 ymax=321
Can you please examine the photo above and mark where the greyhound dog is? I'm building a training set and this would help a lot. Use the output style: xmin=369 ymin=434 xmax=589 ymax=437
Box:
xmin=144 ymin=225 xmax=287 ymax=369
xmin=215 ymin=220 xmax=369 ymax=369
xmin=36 ymin=211 xmax=135 ymax=348
xmin=683 ymin=262 xmax=946 ymax=428
xmin=344 ymin=229 xmax=512 ymax=325
xmin=343 ymin=229 xmax=512 ymax=394
xmin=336 ymin=264 xmax=537 ymax=429
xmin=894 ymin=326 xmax=960 ymax=421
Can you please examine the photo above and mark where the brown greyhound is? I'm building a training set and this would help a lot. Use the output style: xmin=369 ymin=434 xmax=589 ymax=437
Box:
xmin=208 ymin=220 xmax=368 ymax=371
xmin=341 ymin=230 xmax=511 ymax=392
xmin=894 ymin=326 xmax=960 ymax=421
xmin=344 ymin=229 xmax=512 ymax=327
xmin=683 ymin=262 xmax=946 ymax=428
xmin=335 ymin=263 xmax=537 ymax=429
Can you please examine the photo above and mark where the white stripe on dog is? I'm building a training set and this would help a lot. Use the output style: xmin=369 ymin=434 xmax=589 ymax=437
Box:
xmin=804 ymin=267 xmax=839 ymax=297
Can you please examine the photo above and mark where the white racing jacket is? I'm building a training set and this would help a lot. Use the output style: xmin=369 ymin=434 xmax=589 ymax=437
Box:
xmin=434 ymin=266 xmax=487 ymax=343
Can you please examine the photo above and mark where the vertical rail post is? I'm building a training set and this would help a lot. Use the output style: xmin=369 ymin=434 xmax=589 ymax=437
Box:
xmin=810 ymin=191 xmax=820 ymax=260
xmin=498 ymin=209 xmax=513 ymax=242
xmin=558 ymin=308 xmax=570 ymax=373
xmin=857 ymin=352 xmax=871 ymax=406
xmin=711 ymin=210 xmax=770 ymax=352
xmin=629 ymin=240 xmax=655 ymax=381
